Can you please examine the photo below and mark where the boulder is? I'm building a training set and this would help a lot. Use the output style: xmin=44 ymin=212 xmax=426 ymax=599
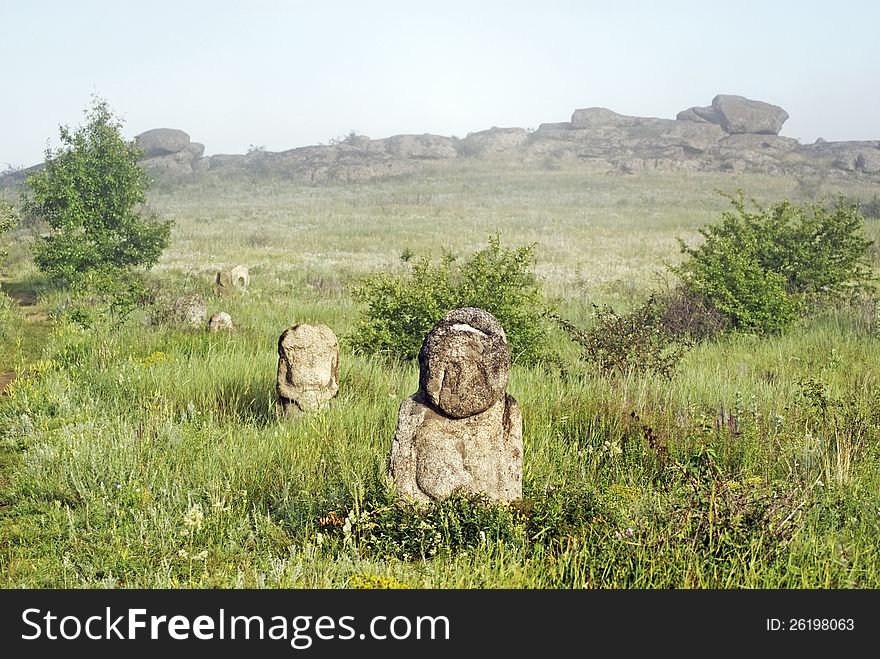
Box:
xmin=389 ymin=307 xmax=522 ymax=503
xmin=185 ymin=142 xmax=206 ymax=158
xmin=207 ymin=311 xmax=234 ymax=332
xmin=710 ymin=94 xmax=789 ymax=135
xmin=169 ymin=294 xmax=206 ymax=327
xmin=136 ymin=128 xmax=191 ymax=157
xmin=676 ymin=105 xmax=722 ymax=124
xmin=275 ymin=324 xmax=340 ymax=416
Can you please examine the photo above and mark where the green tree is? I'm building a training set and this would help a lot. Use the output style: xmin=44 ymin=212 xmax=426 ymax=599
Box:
xmin=22 ymin=96 xmax=172 ymax=321
xmin=673 ymin=191 xmax=874 ymax=334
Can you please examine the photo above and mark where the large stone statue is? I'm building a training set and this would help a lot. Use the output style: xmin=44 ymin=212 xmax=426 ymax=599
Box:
xmin=389 ymin=307 xmax=523 ymax=503
xmin=276 ymin=323 xmax=339 ymax=416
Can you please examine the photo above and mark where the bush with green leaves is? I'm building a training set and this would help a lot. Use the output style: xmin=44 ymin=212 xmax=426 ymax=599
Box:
xmin=21 ymin=96 xmax=172 ymax=324
xmin=551 ymin=296 xmax=691 ymax=379
xmin=350 ymin=234 xmax=548 ymax=364
xmin=0 ymin=198 xmax=16 ymax=265
xmin=655 ymin=284 xmax=731 ymax=342
xmin=0 ymin=199 xmax=20 ymax=341
xmin=673 ymin=191 xmax=874 ymax=334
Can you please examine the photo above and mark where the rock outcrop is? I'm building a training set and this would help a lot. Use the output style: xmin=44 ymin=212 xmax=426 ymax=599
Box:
xmin=136 ymin=128 xmax=205 ymax=176
xmin=677 ymin=95 xmax=789 ymax=135
xmin=369 ymin=134 xmax=458 ymax=160
xmin=5 ymin=93 xmax=877 ymax=191
xmin=458 ymin=127 xmax=529 ymax=155
xmin=389 ymin=308 xmax=523 ymax=503
xmin=137 ymin=128 xmax=192 ymax=157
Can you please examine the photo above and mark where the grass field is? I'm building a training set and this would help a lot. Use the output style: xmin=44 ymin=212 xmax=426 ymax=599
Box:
xmin=2 ymin=159 xmax=879 ymax=588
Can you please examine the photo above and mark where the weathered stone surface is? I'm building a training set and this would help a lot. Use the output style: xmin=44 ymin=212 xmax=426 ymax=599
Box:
xmin=389 ymin=307 xmax=522 ymax=503
xmin=250 ymin=144 xmax=417 ymax=182
xmin=677 ymin=96 xmax=789 ymax=135
xmin=571 ymin=107 xmax=639 ymax=129
xmin=141 ymin=150 xmax=196 ymax=175
xmin=136 ymin=128 xmax=191 ymax=157
xmin=213 ymin=270 xmax=234 ymax=296
xmin=207 ymin=311 xmax=234 ymax=332
xmin=276 ymin=324 xmax=339 ymax=416
xmin=230 ymin=265 xmax=250 ymax=288
xmin=710 ymin=94 xmax=789 ymax=135
xmin=204 ymin=153 xmax=248 ymax=171
xmin=676 ymin=105 xmax=722 ymax=124
xmin=169 ymin=294 xmax=206 ymax=327
xmin=536 ymin=122 xmax=573 ymax=132
xmin=718 ymin=133 xmax=799 ymax=152
xmin=459 ymin=127 xmax=528 ymax=155
xmin=828 ymin=146 xmax=880 ymax=174
xmin=185 ymin=142 xmax=205 ymax=158
xmin=7 ymin=95 xmax=880 ymax=190
xmin=855 ymin=150 xmax=880 ymax=174
xmin=370 ymin=134 xmax=458 ymax=159
xmin=389 ymin=391 xmax=522 ymax=503
xmin=418 ymin=307 xmax=510 ymax=419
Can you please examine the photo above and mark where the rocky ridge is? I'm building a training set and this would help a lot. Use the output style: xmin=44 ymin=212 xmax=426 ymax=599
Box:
xmin=4 ymin=94 xmax=878 ymax=187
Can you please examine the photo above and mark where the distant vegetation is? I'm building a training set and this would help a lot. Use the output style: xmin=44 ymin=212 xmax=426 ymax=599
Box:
xmin=551 ymin=191 xmax=874 ymax=380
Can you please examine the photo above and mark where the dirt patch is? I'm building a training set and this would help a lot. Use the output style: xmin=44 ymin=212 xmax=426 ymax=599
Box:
xmin=0 ymin=370 xmax=15 ymax=395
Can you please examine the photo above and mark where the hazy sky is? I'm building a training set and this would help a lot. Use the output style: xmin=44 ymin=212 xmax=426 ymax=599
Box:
xmin=2 ymin=0 xmax=878 ymax=168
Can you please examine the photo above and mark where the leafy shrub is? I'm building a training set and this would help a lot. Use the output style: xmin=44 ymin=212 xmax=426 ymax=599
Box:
xmin=0 ymin=198 xmax=17 ymax=265
xmin=350 ymin=234 xmax=548 ymax=364
xmin=656 ymin=285 xmax=731 ymax=342
xmin=673 ymin=191 xmax=874 ymax=334
xmin=551 ymin=296 xmax=691 ymax=379
xmin=669 ymin=443 xmax=806 ymax=558
xmin=320 ymin=485 xmax=611 ymax=561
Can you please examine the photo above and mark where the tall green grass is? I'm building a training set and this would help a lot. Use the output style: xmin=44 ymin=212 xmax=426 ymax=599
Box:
xmin=1 ymin=164 xmax=879 ymax=587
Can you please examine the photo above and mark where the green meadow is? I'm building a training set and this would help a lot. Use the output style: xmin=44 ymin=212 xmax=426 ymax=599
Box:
xmin=2 ymin=159 xmax=880 ymax=588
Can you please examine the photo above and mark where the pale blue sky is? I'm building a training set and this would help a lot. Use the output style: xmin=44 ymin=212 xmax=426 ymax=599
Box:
xmin=2 ymin=0 xmax=878 ymax=167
